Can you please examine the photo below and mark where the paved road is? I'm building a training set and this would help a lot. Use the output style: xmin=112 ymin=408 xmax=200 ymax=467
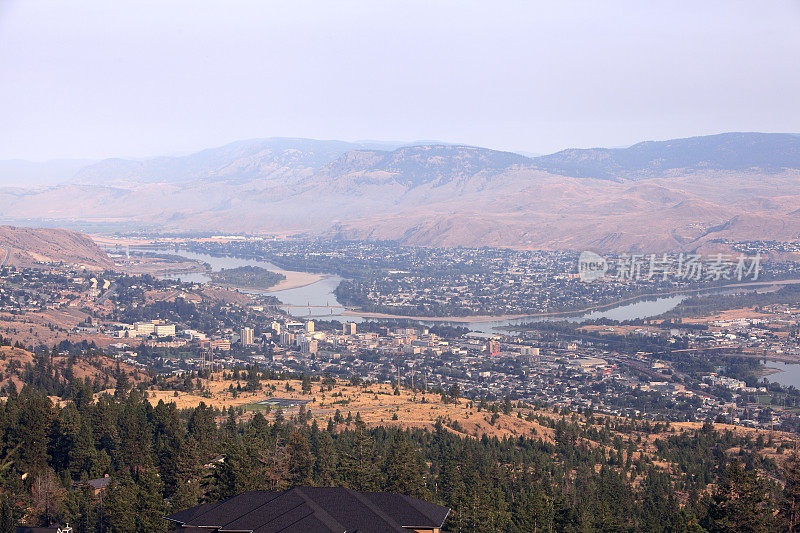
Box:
xmin=96 ymin=282 xmax=118 ymax=305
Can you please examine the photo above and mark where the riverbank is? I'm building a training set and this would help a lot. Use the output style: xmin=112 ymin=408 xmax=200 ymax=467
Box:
xmin=341 ymin=309 xmax=532 ymax=323
xmin=762 ymin=360 xmax=800 ymax=389
xmin=117 ymin=244 xmax=330 ymax=292
xmin=263 ymin=271 xmax=329 ymax=292
xmin=342 ymin=293 xmax=688 ymax=323
xmin=187 ymin=269 xmax=327 ymax=292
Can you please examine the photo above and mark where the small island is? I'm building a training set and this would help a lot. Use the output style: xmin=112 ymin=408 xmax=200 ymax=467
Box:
xmin=208 ymin=265 xmax=286 ymax=290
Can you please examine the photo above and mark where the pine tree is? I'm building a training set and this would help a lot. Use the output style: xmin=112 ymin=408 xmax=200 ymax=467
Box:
xmin=104 ymin=474 xmax=138 ymax=533
xmin=117 ymin=398 xmax=154 ymax=472
xmin=134 ymin=470 xmax=167 ymax=532
xmin=340 ymin=427 xmax=379 ymax=492
xmin=188 ymin=402 xmax=218 ymax=457
xmin=69 ymin=419 xmax=99 ymax=479
xmin=383 ymin=430 xmax=427 ymax=498
xmin=705 ymin=459 xmax=778 ymax=533
xmin=286 ymin=429 xmax=313 ymax=485
xmin=638 ymin=470 xmax=681 ymax=532
xmin=311 ymin=430 xmax=337 ymax=486
xmin=783 ymin=453 xmax=800 ymax=532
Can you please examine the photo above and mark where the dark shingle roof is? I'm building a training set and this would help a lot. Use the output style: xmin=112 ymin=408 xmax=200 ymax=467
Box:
xmin=165 ymin=499 xmax=228 ymax=525
xmin=362 ymin=492 xmax=450 ymax=528
xmin=164 ymin=487 xmax=449 ymax=533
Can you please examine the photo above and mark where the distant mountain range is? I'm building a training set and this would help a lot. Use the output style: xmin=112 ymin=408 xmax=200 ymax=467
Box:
xmin=2 ymin=132 xmax=800 ymax=252
xmin=532 ymin=132 xmax=800 ymax=180
xmin=72 ymin=138 xmax=415 ymax=185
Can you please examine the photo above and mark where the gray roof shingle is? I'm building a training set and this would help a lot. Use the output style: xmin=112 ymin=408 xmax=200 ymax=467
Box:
xmin=164 ymin=487 xmax=449 ymax=533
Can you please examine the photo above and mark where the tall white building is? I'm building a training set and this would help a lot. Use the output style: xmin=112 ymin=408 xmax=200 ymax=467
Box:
xmin=241 ymin=326 xmax=255 ymax=346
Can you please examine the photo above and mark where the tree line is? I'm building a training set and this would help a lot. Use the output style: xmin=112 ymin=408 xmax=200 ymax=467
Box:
xmin=0 ymin=380 xmax=799 ymax=532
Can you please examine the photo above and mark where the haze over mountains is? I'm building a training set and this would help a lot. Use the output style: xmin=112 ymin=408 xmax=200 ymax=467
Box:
xmin=0 ymin=158 xmax=97 ymax=187
xmin=2 ymin=132 xmax=800 ymax=252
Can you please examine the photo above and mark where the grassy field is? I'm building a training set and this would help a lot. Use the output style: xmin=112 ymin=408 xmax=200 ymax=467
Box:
xmin=135 ymin=372 xmax=800 ymax=469
xmin=241 ymin=402 xmax=271 ymax=412
xmin=143 ymin=374 xmax=553 ymax=441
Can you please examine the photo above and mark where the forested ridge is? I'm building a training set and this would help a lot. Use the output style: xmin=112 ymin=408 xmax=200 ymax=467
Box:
xmin=0 ymin=345 xmax=799 ymax=531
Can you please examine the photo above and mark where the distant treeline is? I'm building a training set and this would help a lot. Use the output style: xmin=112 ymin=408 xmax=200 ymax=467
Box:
xmin=660 ymin=284 xmax=800 ymax=319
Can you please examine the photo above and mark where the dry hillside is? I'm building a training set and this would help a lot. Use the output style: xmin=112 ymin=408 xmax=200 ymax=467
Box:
xmin=3 ymin=134 xmax=800 ymax=252
xmin=147 ymin=374 xmax=799 ymax=462
xmin=0 ymin=344 xmax=147 ymax=396
xmin=0 ymin=225 xmax=112 ymax=270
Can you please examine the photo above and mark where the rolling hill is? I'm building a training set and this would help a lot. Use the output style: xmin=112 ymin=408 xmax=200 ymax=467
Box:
xmin=0 ymin=225 xmax=113 ymax=269
xmin=1 ymin=133 xmax=799 ymax=251
xmin=532 ymin=132 xmax=800 ymax=180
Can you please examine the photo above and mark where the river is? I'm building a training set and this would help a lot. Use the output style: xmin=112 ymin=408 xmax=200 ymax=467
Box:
xmin=137 ymin=248 xmax=346 ymax=316
xmin=764 ymin=362 xmax=800 ymax=389
xmin=137 ymin=248 xmax=688 ymax=332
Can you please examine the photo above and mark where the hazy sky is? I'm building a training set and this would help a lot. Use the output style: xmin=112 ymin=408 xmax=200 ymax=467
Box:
xmin=1 ymin=0 xmax=799 ymax=160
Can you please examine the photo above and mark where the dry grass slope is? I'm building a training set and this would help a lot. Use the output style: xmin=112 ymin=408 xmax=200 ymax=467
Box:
xmin=0 ymin=225 xmax=112 ymax=270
